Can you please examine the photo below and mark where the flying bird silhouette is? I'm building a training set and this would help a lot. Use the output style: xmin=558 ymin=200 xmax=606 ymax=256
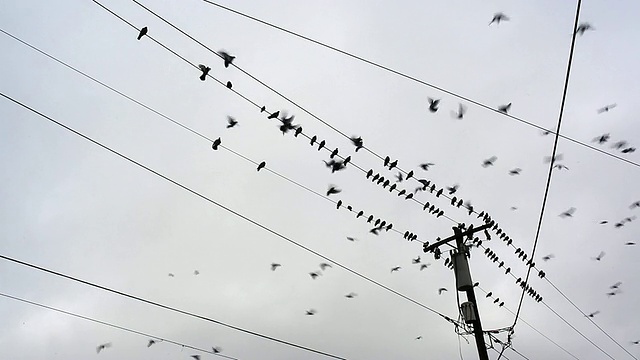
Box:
xmin=452 ymin=103 xmax=467 ymax=119
xmin=193 ymin=270 xmax=200 ymax=275
xmin=559 ymin=207 xmax=576 ymax=218
xmin=428 ymin=98 xmax=440 ymax=113
xmin=591 ymin=251 xmax=605 ymax=261
xmin=630 ymin=201 xmax=640 ymax=209
xmin=544 ymin=153 xmax=563 ymax=164
xmin=415 ymin=336 xmax=423 ymax=340
xmin=212 ymin=346 xmax=222 ymax=354
xmin=509 ymin=168 xmax=521 ymax=175
xmin=147 ymin=339 xmax=157 ymax=347
xmin=597 ymin=104 xmax=616 ymax=113
xmin=592 ymin=133 xmax=610 ymax=144
xmin=271 ymin=263 xmax=281 ymax=271
xmin=347 ymin=236 xmax=358 ymax=242
xmin=498 ymin=103 xmax=512 ymax=113
xmin=309 ymin=271 xmax=321 ymax=279
xmin=198 ymin=64 xmax=210 ymax=81
xmin=438 ymin=288 xmax=448 ymax=295
xmin=420 ymin=264 xmax=431 ymax=271
xmin=306 ymin=309 xmax=317 ymax=315
xmin=610 ymin=282 xmax=622 ymax=289
xmin=137 ymin=27 xmax=148 ymax=40
xmin=218 ymin=50 xmax=235 ymax=68
xmin=319 ymin=263 xmax=332 ymax=271
xmin=612 ymin=140 xmax=628 ymax=149
xmin=350 ymin=136 xmax=364 ymax=151
xmin=326 ymin=185 xmax=342 ymax=196
xmin=96 ymin=343 xmax=112 ymax=353
xmin=345 ymin=292 xmax=358 ymax=298
xmin=412 ymin=256 xmax=421 ymax=264
xmin=447 ymin=184 xmax=459 ymax=195
xmin=482 ymin=156 xmax=498 ymax=167
xmin=226 ymin=116 xmax=238 ymax=128
xmin=622 ymin=147 xmax=636 ymax=153
xmin=419 ymin=163 xmax=435 ymax=171
xmin=553 ymin=164 xmax=569 ymax=171
xmin=191 ymin=355 xmax=201 ymax=360
xmin=576 ymin=22 xmax=594 ymax=36
xmin=390 ymin=266 xmax=401 ymax=273
xmin=489 ymin=12 xmax=509 ymax=25
xmin=542 ymin=254 xmax=555 ymax=261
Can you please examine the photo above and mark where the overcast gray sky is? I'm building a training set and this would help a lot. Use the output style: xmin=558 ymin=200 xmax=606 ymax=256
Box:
xmin=1 ymin=0 xmax=640 ymax=359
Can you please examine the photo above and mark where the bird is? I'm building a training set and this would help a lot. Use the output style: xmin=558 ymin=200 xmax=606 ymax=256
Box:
xmin=306 ymin=309 xmax=317 ymax=315
xmin=257 ymin=161 xmax=266 ymax=171
xmin=412 ymin=256 xmax=421 ymax=264
xmin=428 ymin=98 xmax=440 ymax=113
xmin=610 ymin=282 xmax=622 ymax=289
xmin=625 ymin=242 xmax=636 ymax=246
xmin=168 ymin=273 xmax=175 ymax=277
xmin=599 ymin=220 xmax=609 ymax=224
xmin=498 ymin=103 xmax=512 ymax=113
xmin=631 ymin=340 xmax=640 ymax=345
xmin=509 ymin=168 xmax=521 ymax=175
xmin=350 ymin=136 xmax=364 ymax=151
xmin=420 ymin=264 xmax=431 ymax=271
xmin=96 ymin=343 xmax=112 ymax=353
xmin=226 ymin=81 xmax=232 ymax=89
xmin=193 ymin=270 xmax=200 ymax=275
xmin=452 ymin=103 xmax=467 ymax=119
xmin=591 ymin=251 xmax=606 ymax=261
xmin=226 ymin=116 xmax=238 ymax=128
xmin=612 ymin=140 xmax=628 ymax=149
xmin=592 ymin=133 xmax=610 ymax=144
xmin=576 ymin=22 xmax=594 ymax=36
xmin=606 ymin=290 xmax=620 ymax=297
xmin=544 ymin=153 xmax=563 ymax=164
xmin=346 ymin=236 xmax=357 ymax=242
xmin=218 ymin=50 xmax=235 ymax=68
xmin=211 ymin=137 xmax=221 ymax=150
xmin=267 ymin=111 xmax=280 ymax=119
xmin=147 ymin=339 xmax=157 ymax=347
xmin=482 ymin=156 xmax=497 ymax=167
xmin=326 ymin=185 xmax=341 ymax=196
xmin=415 ymin=336 xmax=423 ymax=340
xmin=191 ymin=355 xmax=201 ymax=360
xmin=271 ymin=263 xmax=281 ymax=271
xmin=419 ymin=163 xmax=435 ymax=171
xmin=137 ymin=27 xmax=148 ymax=40
xmin=542 ymin=254 xmax=555 ymax=261
xmin=489 ymin=12 xmax=509 ymax=25
xmin=345 ymin=292 xmax=358 ymax=298
xmin=212 ymin=347 xmax=222 ymax=354
xmin=317 ymin=140 xmax=326 ymax=151
xmin=395 ymin=172 xmax=404 ymax=183
xmin=319 ymin=263 xmax=332 ymax=271
xmin=559 ymin=207 xmax=576 ymax=218
xmin=198 ymin=64 xmax=211 ymax=81
xmin=278 ymin=114 xmax=297 ymax=134
xmin=370 ymin=227 xmax=380 ymax=235
xmin=330 ymin=148 xmax=339 ymax=159
xmin=622 ymin=147 xmax=636 ymax=153
xmin=438 ymin=288 xmax=448 ymax=295
xmin=586 ymin=311 xmax=600 ymax=318
xmin=553 ymin=164 xmax=569 ymax=171
xmin=446 ymin=184 xmax=459 ymax=195
xmin=309 ymin=272 xmax=321 ymax=279
xmin=596 ymin=104 xmax=617 ymax=113
xmin=390 ymin=266 xmax=401 ymax=273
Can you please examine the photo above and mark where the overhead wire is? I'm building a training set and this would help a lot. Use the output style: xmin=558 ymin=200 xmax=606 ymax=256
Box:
xmin=0 ymin=91 xmax=460 ymax=327
xmin=0 ymin=292 xmax=238 ymax=360
xmin=196 ymin=0 xmax=640 ymax=169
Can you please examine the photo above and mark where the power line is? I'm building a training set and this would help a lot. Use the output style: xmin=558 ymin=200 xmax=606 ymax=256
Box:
xmin=0 ymin=292 xmax=238 ymax=360
xmin=0 ymin=91 xmax=459 ymax=326
xmin=196 ymin=0 xmax=640 ymax=169
xmin=511 ymin=0 xmax=580 ymax=330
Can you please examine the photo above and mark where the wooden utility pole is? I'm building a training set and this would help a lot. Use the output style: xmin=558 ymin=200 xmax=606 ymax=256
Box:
xmin=424 ymin=223 xmax=492 ymax=360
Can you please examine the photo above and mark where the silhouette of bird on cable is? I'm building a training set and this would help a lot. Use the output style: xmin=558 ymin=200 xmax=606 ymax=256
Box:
xmin=137 ymin=27 xmax=148 ymax=40
xmin=218 ymin=50 xmax=235 ymax=68
xmin=198 ymin=64 xmax=210 ymax=81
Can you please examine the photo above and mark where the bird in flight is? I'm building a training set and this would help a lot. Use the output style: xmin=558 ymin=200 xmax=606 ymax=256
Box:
xmin=544 ymin=153 xmax=563 ymax=164
xmin=592 ymin=133 xmax=610 ymax=144
xmin=447 ymin=184 xmax=459 ymax=195
xmin=509 ymin=168 xmax=521 ymax=175
xmin=610 ymin=282 xmax=622 ymax=289
xmin=345 ymin=292 xmax=358 ymax=298
xmin=419 ymin=163 xmax=435 ymax=171
xmin=306 ymin=309 xmax=317 ymax=315
xmin=606 ymin=290 xmax=621 ymax=297
xmin=498 ymin=103 xmax=512 ymax=114
xmin=191 ymin=355 xmax=201 ymax=360
xmin=489 ymin=12 xmax=509 ymax=25
xmin=420 ymin=264 xmax=431 ymax=271
xmin=218 ymin=50 xmax=235 ymax=68
xmin=611 ymin=140 xmax=628 ymax=149
xmin=326 ymin=185 xmax=342 ymax=196
xmin=168 ymin=273 xmax=175 ymax=277
xmin=412 ymin=256 xmax=421 ymax=264
xmin=482 ymin=156 xmax=498 ymax=167
xmin=542 ymin=254 xmax=555 ymax=261
xmin=428 ymin=98 xmax=440 ymax=113
xmin=226 ymin=116 xmax=238 ymax=128
xmin=319 ymin=263 xmax=332 ymax=271
xmin=198 ymin=64 xmax=211 ymax=81
xmin=559 ymin=207 xmax=576 ymax=218
xmin=390 ymin=266 xmax=401 ymax=273
xmin=591 ymin=251 xmax=606 ymax=261
xmin=147 ymin=339 xmax=157 ymax=347
xmin=452 ymin=103 xmax=467 ymax=119
xmin=597 ymin=104 xmax=616 ymax=113
xmin=193 ymin=270 xmax=200 ymax=275
xmin=96 ymin=343 xmax=112 ymax=353
xmin=625 ymin=242 xmax=636 ymax=246
xmin=438 ymin=288 xmax=448 ymax=295
xmin=576 ymin=22 xmax=594 ymax=36
xmin=586 ymin=311 xmax=600 ymax=318
xmin=212 ymin=346 xmax=222 ymax=354
xmin=622 ymin=147 xmax=636 ymax=153
xmin=137 ymin=27 xmax=148 ymax=40
xmin=271 ymin=263 xmax=281 ymax=271
xmin=350 ymin=136 xmax=364 ymax=151
xmin=415 ymin=336 xmax=423 ymax=340
xmin=553 ymin=164 xmax=569 ymax=171
xmin=309 ymin=271 xmax=321 ymax=279
xmin=631 ymin=340 xmax=640 ymax=345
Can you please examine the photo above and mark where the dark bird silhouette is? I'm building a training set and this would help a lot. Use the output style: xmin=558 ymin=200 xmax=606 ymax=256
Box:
xmin=606 ymin=290 xmax=620 ymax=297
xmin=370 ymin=227 xmax=381 ymax=235
xmin=212 ymin=347 xmax=222 ymax=354
xmin=389 ymin=160 xmax=398 ymax=170
xmin=309 ymin=272 xmax=321 ymax=279
xmin=541 ymin=130 xmax=552 ymax=136
xmin=593 ymin=133 xmax=610 ymax=144
xmin=306 ymin=309 xmax=317 ymax=315
xmin=350 ymin=136 xmax=364 ymax=151
xmin=268 ymin=111 xmax=280 ymax=119
xmin=419 ymin=163 xmax=435 ymax=171
xmin=625 ymin=242 xmax=636 ymax=246
xmin=226 ymin=81 xmax=232 ymax=89
xmin=489 ymin=12 xmax=509 ymax=25
xmin=260 ymin=106 xmax=266 ymax=113
xmin=591 ymin=251 xmax=606 ymax=261
xmin=310 ymin=135 xmax=317 ymax=146
xmin=345 ymin=292 xmax=357 ymax=298
xmin=218 ymin=50 xmax=235 ymax=68
xmin=610 ymin=282 xmax=622 ymax=289
xmin=257 ymin=161 xmax=266 ymax=171
xmin=212 ymin=137 xmax=221 ymax=150
xmin=390 ymin=266 xmax=401 ymax=273
xmin=597 ymin=104 xmax=616 ymax=113
xmin=191 ymin=355 xmax=201 ymax=360
xmin=412 ymin=256 xmax=421 ymax=264
xmin=509 ymin=168 xmax=521 ymax=175
xmin=326 ymin=185 xmax=341 ymax=196
xmin=330 ymin=148 xmax=339 ymax=158
xmin=486 ymin=292 xmax=493 ymax=298
xmin=271 ymin=263 xmax=281 ymax=271
xmin=336 ymin=200 xmax=342 ymax=209
xmin=542 ymin=254 xmax=555 ymax=261
xmin=319 ymin=263 xmax=332 ymax=271
xmin=559 ymin=207 xmax=576 ymax=218
xmin=415 ymin=336 xmax=423 ymax=340
xmin=347 ymin=236 xmax=358 ymax=242
xmin=576 ymin=22 xmax=594 ymax=36
xmin=612 ymin=140 xmax=628 ymax=149
xmin=137 ymin=27 xmax=148 ymax=40
xmin=198 ymin=64 xmax=211 ymax=81
xmin=317 ymin=140 xmax=326 ymax=151
xmin=147 ymin=339 xmax=157 ymax=347
xmin=452 ymin=103 xmax=467 ymax=119
xmin=631 ymin=340 xmax=640 ymax=345
xmin=96 ymin=343 xmax=112 ymax=353
xmin=226 ymin=116 xmax=238 ymax=128
xmin=436 ymin=188 xmax=443 ymax=197
xmin=395 ymin=172 xmax=404 ymax=183
xmin=447 ymin=184 xmax=459 ymax=195
xmin=438 ymin=288 xmax=448 ymax=295
xmin=482 ymin=156 xmax=498 ymax=167
xmin=324 ymin=159 xmax=346 ymax=173
xmin=599 ymin=220 xmax=609 ymax=224
xmin=622 ymin=147 xmax=636 ymax=153
xmin=295 ymin=127 xmax=303 ymax=137
xmin=428 ymin=98 xmax=440 ymax=113
xmin=553 ymin=164 xmax=569 ymax=171
xmin=420 ymin=264 xmax=431 ymax=270
xmin=384 ymin=156 xmax=390 ymax=167
xmin=498 ymin=103 xmax=512 ymax=114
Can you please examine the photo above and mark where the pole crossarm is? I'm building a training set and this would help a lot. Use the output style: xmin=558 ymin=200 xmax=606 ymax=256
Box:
xmin=423 ymin=222 xmax=493 ymax=253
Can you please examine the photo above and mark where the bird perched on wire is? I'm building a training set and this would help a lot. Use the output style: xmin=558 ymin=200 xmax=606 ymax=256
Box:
xmin=198 ymin=64 xmax=211 ymax=81
xmin=576 ymin=22 xmax=594 ymax=36
xmin=498 ymin=103 xmax=512 ymax=114
xmin=226 ymin=81 xmax=232 ymax=89
xmin=137 ymin=27 xmax=148 ymax=40
xmin=489 ymin=12 xmax=509 ymax=25
xmin=428 ymin=98 xmax=440 ymax=113
xmin=218 ymin=50 xmax=235 ymax=68
xmin=226 ymin=116 xmax=238 ymax=128
xmin=350 ymin=136 xmax=364 ymax=151
xmin=96 ymin=343 xmax=112 ymax=353
xmin=257 ymin=161 xmax=266 ymax=171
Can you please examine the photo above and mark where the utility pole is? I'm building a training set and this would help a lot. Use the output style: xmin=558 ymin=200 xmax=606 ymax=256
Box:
xmin=424 ymin=222 xmax=492 ymax=360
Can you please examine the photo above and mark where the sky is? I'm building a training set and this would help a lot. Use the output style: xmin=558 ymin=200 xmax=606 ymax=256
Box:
xmin=1 ymin=0 xmax=640 ymax=359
